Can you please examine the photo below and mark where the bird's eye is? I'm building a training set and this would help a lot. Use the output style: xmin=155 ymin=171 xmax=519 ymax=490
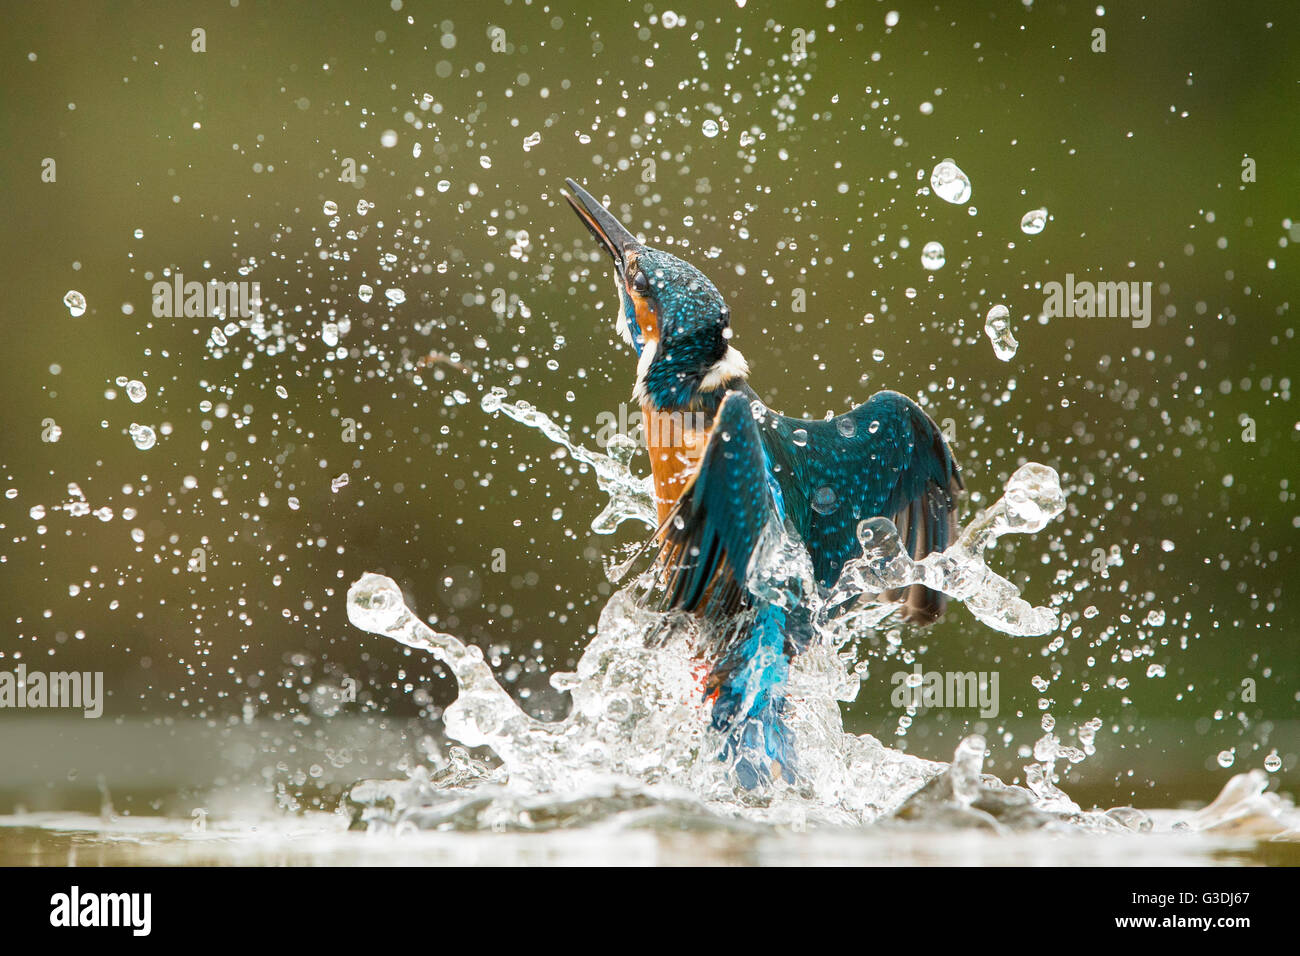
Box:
xmin=632 ymin=271 xmax=649 ymax=294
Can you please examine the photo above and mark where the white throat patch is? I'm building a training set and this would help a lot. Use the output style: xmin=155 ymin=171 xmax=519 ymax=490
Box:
xmin=631 ymin=338 xmax=658 ymax=403
xmin=614 ymin=283 xmax=634 ymax=346
xmin=700 ymin=346 xmax=750 ymax=391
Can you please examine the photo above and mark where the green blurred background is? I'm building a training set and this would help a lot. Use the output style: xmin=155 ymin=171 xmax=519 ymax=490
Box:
xmin=0 ymin=0 xmax=1295 ymax=816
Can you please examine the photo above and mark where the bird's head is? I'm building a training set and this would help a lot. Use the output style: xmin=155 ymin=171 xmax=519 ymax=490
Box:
xmin=564 ymin=178 xmax=749 ymax=411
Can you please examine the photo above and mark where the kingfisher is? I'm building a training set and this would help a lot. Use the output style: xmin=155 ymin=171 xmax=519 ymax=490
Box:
xmin=563 ymin=178 xmax=963 ymax=788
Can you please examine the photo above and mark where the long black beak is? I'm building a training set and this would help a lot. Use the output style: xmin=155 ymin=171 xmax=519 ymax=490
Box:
xmin=563 ymin=178 xmax=638 ymax=269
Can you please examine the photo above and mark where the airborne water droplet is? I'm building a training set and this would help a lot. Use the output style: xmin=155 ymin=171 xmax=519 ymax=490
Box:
xmin=1020 ymin=207 xmax=1048 ymax=235
xmin=791 ymin=428 xmax=808 ymax=447
xmin=984 ymin=304 xmax=1018 ymax=361
xmin=836 ymin=417 xmax=857 ymax=438
xmin=929 ymin=160 xmax=972 ymax=204
xmin=322 ymin=200 xmax=338 ymax=216
xmin=358 ymin=284 xmax=373 ymax=303
xmin=125 ymin=380 xmax=147 ymax=403
xmin=701 ymin=119 xmax=720 ymax=138
xmin=385 ymin=287 xmax=406 ymax=305
xmin=63 ymin=290 xmax=87 ymax=317
xmin=128 ymin=423 xmax=156 ymax=450
xmin=921 ymin=240 xmax=946 ymax=271
xmin=811 ymin=485 xmax=839 ymax=515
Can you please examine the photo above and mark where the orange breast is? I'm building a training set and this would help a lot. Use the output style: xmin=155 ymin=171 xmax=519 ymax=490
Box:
xmin=643 ymin=404 xmax=712 ymax=523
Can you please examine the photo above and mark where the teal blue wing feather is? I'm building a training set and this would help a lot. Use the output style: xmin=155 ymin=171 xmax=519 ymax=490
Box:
xmin=759 ymin=389 xmax=963 ymax=620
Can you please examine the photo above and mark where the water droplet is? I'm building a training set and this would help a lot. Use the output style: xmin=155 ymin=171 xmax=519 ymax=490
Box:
xmin=1264 ymin=750 xmax=1281 ymax=773
xmin=125 ymin=380 xmax=147 ymax=403
xmin=380 ymin=129 xmax=398 ymax=148
xmin=811 ymin=485 xmax=839 ymax=514
xmin=872 ymin=348 xmax=885 ymax=362
xmin=322 ymin=200 xmax=338 ymax=216
xmin=356 ymin=200 xmax=371 ymax=215
xmin=63 ymin=290 xmax=87 ymax=317
xmin=701 ymin=119 xmax=720 ymax=138
xmin=385 ymin=287 xmax=406 ymax=305
xmin=29 ymin=505 xmax=46 ymax=520
xmin=984 ymin=304 xmax=1018 ymax=361
xmin=523 ymin=131 xmax=542 ymax=151
xmin=1217 ymin=749 xmax=1235 ymax=769
xmin=331 ymin=473 xmax=350 ymax=493
xmin=288 ymin=496 xmax=301 ymax=511
xmin=275 ymin=385 xmax=289 ymax=399
xmin=836 ymin=417 xmax=857 ymax=438
xmin=128 ymin=423 xmax=156 ymax=450
xmin=437 ymin=179 xmax=451 ymax=192
xmin=479 ymin=155 xmax=492 ymax=169
xmin=929 ymin=160 xmax=971 ymax=204
xmin=322 ymin=322 xmax=340 ymax=347
xmin=921 ymin=240 xmax=946 ymax=270
xmin=791 ymin=428 xmax=808 ymax=447
xmin=1020 ymin=207 xmax=1048 ymax=235
xmin=1146 ymin=663 xmax=1166 ymax=678
xmin=358 ymin=284 xmax=373 ymax=303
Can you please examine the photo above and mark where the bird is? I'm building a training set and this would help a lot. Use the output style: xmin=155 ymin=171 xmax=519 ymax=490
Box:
xmin=563 ymin=178 xmax=963 ymax=788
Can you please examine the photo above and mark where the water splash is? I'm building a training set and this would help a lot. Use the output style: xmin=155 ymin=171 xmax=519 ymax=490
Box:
xmin=481 ymin=386 xmax=656 ymax=534
xmin=343 ymin=389 xmax=1092 ymax=829
xmin=821 ymin=462 xmax=1064 ymax=639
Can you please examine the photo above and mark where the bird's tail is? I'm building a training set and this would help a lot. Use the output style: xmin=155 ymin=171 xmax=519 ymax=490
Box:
xmin=705 ymin=601 xmax=811 ymax=788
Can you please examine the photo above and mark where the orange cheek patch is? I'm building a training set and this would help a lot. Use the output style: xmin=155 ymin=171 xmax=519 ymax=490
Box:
xmin=633 ymin=296 xmax=659 ymax=342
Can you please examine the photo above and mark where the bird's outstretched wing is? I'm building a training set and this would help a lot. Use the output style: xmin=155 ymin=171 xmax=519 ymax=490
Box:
xmin=759 ymin=389 xmax=963 ymax=622
xmin=652 ymin=390 xmax=775 ymax=620
xmin=649 ymin=391 xmax=800 ymax=784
